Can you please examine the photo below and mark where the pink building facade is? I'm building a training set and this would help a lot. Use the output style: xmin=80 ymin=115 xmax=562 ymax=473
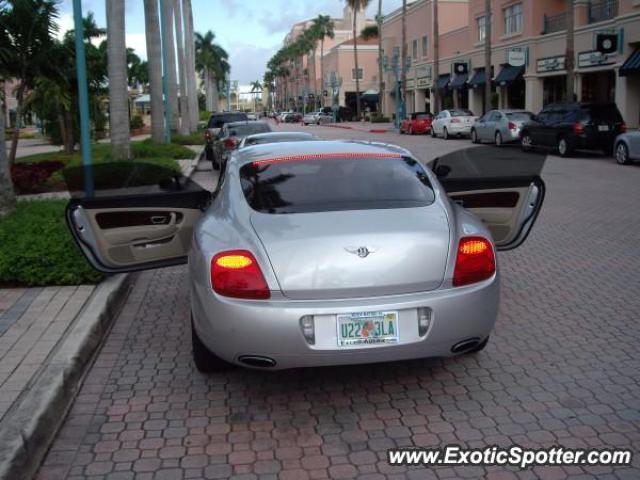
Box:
xmin=381 ymin=0 xmax=640 ymax=128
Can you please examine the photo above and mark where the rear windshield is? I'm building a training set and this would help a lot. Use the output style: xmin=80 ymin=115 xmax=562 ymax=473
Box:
xmin=228 ymin=123 xmax=271 ymax=137
xmin=208 ymin=113 xmax=247 ymax=128
xmin=416 ymin=114 xmax=432 ymax=120
xmin=581 ymin=106 xmax=623 ymax=123
xmin=244 ymin=135 xmax=310 ymax=146
xmin=506 ymin=112 xmax=533 ymax=121
xmin=240 ymin=156 xmax=435 ymax=214
xmin=450 ymin=109 xmax=473 ymax=117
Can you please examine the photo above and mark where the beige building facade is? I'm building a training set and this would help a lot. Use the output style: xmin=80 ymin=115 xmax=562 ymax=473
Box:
xmin=381 ymin=0 xmax=640 ymax=128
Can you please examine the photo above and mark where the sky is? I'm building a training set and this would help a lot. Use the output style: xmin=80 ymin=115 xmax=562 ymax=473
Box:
xmin=58 ymin=0 xmax=404 ymax=85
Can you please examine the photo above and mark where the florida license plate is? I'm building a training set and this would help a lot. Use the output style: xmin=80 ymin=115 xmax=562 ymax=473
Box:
xmin=337 ymin=311 xmax=399 ymax=347
xmin=598 ymin=125 xmax=610 ymax=131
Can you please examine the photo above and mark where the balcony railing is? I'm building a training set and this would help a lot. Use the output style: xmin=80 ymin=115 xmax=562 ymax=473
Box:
xmin=542 ymin=12 xmax=567 ymax=34
xmin=588 ymin=0 xmax=618 ymax=24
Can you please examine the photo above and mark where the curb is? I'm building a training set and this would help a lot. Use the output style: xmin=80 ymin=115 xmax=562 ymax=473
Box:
xmin=0 ymin=273 xmax=134 ymax=480
xmin=324 ymin=124 xmax=393 ymax=134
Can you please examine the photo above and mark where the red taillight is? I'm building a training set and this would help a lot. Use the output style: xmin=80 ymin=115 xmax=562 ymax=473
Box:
xmin=508 ymin=121 xmax=517 ymax=130
xmin=450 ymin=118 xmax=461 ymax=123
xmin=573 ymin=123 xmax=585 ymax=135
xmin=224 ymin=138 xmax=238 ymax=149
xmin=211 ymin=250 xmax=270 ymax=299
xmin=620 ymin=123 xmax=627 ymax=133
xmin=453 ymin=237 xmax=496 ymax=287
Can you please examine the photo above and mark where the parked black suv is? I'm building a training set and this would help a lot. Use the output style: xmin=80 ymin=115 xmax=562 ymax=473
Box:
xmin=520 ymin=102 xmax=626 ymax=157
xmin=205 ymin=112 xmax=248 ymax=159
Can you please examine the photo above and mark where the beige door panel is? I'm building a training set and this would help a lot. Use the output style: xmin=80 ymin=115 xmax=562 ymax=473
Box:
xmin=83 ymin=207 xmax=201 ymax=268
xmin=449 ymin=186 xmax=529 ymax=245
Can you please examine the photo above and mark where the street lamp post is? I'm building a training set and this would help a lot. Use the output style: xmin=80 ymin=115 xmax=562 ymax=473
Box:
xmin=383 ymin=50 xmax=411 ymax=130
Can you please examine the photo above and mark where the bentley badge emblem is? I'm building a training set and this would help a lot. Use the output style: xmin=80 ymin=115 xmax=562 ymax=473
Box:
xmin=345 ymin=246 xmax=378 ymax=258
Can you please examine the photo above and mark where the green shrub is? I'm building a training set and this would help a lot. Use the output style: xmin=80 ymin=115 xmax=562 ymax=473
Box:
xmin=133 ymin=139 xmax=196 ymax=160
xmin=370 ymin=115 xmax=391 ymax=123
xmin=0 ymin=201 xmax=104 ymax=286
xmin=199 ymin=110 xmax=211 ymax=122
xmin=130 ymin=115 xmax=145 ymax=130
xmin=172 ymin=132 xmax=204 ymax=145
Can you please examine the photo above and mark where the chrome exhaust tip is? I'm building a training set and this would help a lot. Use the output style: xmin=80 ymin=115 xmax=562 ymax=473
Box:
xmin=238 ymin=355 xmax=277 ymax=368
xmin=451 ymin=338 xmax=480 ymax=354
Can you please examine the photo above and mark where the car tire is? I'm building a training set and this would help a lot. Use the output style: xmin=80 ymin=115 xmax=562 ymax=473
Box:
xmin=205 ymin=146 xmax=214 ymax=161
xmin=409 ymin=126 xmax=414 ymax=135
xmin=557 ymin=136 xmax=572 ymax=157
xmin=467 ymin=336 xmax=489 ymax=354
xmin=191 ymin=316 xmax=230 ymax=373
xmin=521 ymin=132 xmax=533 ymax=152
xmin=495 ymin=131 xmax=503 ymax=146
xmin=443 ymin=127 xmax=449 ymax=140
xmin=615 ymin=142 xmax=631 ymax=165
xmin=431 ymin=127 xmax=437 ymax=138
xmin=471 ymin=129 xmax=478 ymax=144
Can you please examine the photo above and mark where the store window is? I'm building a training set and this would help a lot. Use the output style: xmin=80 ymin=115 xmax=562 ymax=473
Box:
xmin=421 ymin=35 xmax=428 ymax=57
xmin=412 ymin=40 xmax=418 ymax=60
xmin=352 ymin=68 xmax=363 ymax=80
xmin=504 ymin=3 xmax=523 ymax=35
xmin=478 ymin=16 xmax=487 ymax=42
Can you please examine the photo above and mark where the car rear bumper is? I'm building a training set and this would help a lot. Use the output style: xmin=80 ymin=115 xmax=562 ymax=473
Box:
xmin=191 ymin=274 xmax=499 ymax=370
xmin=447 ymin=124 xmax=472 ymax=135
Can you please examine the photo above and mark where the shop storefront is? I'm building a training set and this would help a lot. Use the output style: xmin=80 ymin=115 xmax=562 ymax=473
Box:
xmin=495 ymin=65 xmax=525 ymax=109
xmin=578 ymin=50 xmax=617 ymax=102
xmin=537 ymin=55 xmax=567 ymax=106
xmin=434 ymin=74 xmax=453 ymax=110
xmin=450 ymin=62 xmax=469 ymax=109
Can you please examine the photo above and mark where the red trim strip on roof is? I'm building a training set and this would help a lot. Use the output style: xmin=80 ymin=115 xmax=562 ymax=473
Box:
xmin=252 ymin=152 xmax=402 ymax=167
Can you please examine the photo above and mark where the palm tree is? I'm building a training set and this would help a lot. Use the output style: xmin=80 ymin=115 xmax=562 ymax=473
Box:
xmin=311 ymin=15 xmax=335 ymax=107
xmin=433 ymin=0 xmax=439 ymax=112
xmin=346 ymin=0 xmax=370 ymax=120
xmin=263 ymin=71 xmax=275 ymax=111
xmin=173 ymin=0 xmax=190 ymax=135
xmin=566 ymin=0 xmax=575 ymax=101
xmin=161 ymin=0 xmax=179 ymax=130
xmin=250 ymin=80 xmax=262 ymax=113
xmin=106 ymin=0 xmax=130 ymax=160
xmin=195 ymin=31 xmax=229 ymax=114
xmin=0 ymin=0 xmax=59 ymax=165
xmin=0 ymin=95 xmax=14 ymax=217
xmin=143 ymin=0 xmax=165 ymax=142
xmin=302 ymin=27 xmax=319 ymax=106
xmin=183 ymin=0 xmax=198 ymax=130
xmin=401 ymin=0 xmax=407 ymax=117
xmin=483 ymin=0 xmax=491 ymax=113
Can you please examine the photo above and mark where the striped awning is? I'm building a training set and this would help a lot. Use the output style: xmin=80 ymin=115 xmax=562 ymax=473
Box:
xmin=619 ymin=49 xmax=640 ymax=77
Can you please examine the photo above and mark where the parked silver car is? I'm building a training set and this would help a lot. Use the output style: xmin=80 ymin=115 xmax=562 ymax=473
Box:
xmin=64 ymin=144 xmax=546 ymax=371
xmin=471 ymin=110 xmax=534 ymax=145
xmin=431 ymin=109 xmax=477 ymax=139
xmin=303 ymin=111 xmax=333 ymax=125
xmin=614 ymin=130 xmax=640 ymax=165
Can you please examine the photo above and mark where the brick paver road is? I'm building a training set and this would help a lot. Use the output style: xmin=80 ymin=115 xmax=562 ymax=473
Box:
xmin=38 ymin=127 xmax=640 ymax=479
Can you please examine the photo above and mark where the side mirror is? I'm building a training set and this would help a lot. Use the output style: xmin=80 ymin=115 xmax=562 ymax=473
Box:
xmin=434 ymin=164 xmax=451 ymax=179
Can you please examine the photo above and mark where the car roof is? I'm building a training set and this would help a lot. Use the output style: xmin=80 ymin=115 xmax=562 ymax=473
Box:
xmin=225 ymin=120 xmax=268 ymax=127
xmin=233 ymin=140 xmax=413 ymax=166
xmin=244 ymin=132 xmax=315 ymax=140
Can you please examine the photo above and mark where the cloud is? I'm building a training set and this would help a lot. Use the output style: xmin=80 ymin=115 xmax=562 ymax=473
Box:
xmin=55 ymin=12 xmax=75 ymax=39
xmin=126 ymin=33 xmax=148 ymax=60
xmin=227 ymin=43 xmax=277 ymax=83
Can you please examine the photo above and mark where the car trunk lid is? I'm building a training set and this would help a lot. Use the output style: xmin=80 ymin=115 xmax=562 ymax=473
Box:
xmin=250 ymin=206 xmax=450 ymax=300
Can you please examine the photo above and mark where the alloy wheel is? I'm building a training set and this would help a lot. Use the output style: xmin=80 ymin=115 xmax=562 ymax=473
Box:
xmin=495 ymin=132 xmax=502 ymax=146
xmin=616 ymin=143 xmax=630 ymax=165
xmin=521 ymin=134 xmax=532 ymax=151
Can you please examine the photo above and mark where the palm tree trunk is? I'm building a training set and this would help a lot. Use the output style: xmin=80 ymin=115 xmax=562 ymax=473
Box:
xmin=183 ymin=0 xmax=198 ymax=131
xmin=8 ymin=85 xmax=25 ymax=165
xmin=144 ymin=0 xmax=165 ymax=142
xmin=353 ymin=14 xmax=361 ymax=120
xmin=162 ymin=0 xmax=179 ymax=131
xmin=107 ymin=0 xmax=130 ymax=160
xmin=377 ymin=0 xmax=384 ymax=115
xmin=320 ymin=40 xmax=325 ymax=107
xmin=211 ymin=76 xmax=219 ymax=112
xmin=433 ymin=0 xmax=439 ymax=112
xmin=312 ymin=48 xmax=318 ymax=108
xmin=0 ymin=97 xmax=15 ymax=217
xmin=484 ymin=0 xmax=492 ymax=113
xmin=566 ymin=0 xmax=575 ymax=101
xmin=401 ymin=0 xmax=407 ymax=117
xmin=173 ymin=0 xmax=190 ymax=135
xmin=62 ymin=109 xmax=75 ymax=154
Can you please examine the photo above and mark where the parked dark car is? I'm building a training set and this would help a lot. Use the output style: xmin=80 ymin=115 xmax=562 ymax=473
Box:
xmin=520 ymin=102 xmax=626 ymax=157
xmin=211 ymin=121 xmax=272 ymax=169
xmin=320 ymin=106 xmax=353 ymax=122
xmin=205 ymin=112 xmax=248 ymax=159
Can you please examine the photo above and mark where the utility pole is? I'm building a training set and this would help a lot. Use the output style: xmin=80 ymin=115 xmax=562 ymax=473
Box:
xmin=566 ymin=0 xmax=575 ymax=101
xmin=432 ymin=0 xmax=439 ymax=113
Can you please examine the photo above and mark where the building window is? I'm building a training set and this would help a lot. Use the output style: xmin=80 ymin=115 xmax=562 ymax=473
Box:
xmin=412 ymin=40 xmax=418 ymax=60
xmin=477 ymin=15 xmax=487 ymax=42
xmin=504 ymin=3 xmax=523 ymax=35
xmin=421 ymin=35 xmax=428 ymax=57
xmin=352 ymin=68 xmax=363 ymax=80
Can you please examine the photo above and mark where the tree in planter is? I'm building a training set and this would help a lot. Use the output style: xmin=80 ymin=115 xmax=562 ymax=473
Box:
xmin=195 ymin=31 xmax=230 ymax=114
xmin=0 ymin=0 xmax=60 ymax=165
xmin=0 ymin=95 xmax=15 ymax=217
xmin=345 ymin=0 xmax=371 ymax=120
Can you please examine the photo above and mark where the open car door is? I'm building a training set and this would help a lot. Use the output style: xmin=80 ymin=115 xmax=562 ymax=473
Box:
xmin=431 ymin=146 xmax=546 ymax=251
xmin=64 ymin=162 xmax=210 ymax=273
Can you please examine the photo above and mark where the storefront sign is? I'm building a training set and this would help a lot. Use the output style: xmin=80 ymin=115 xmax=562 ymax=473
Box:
xmin=415 ymin=65 xmax=432 ymax=80
xmin=406 ymin=79 xmax=416 ymax=89
xmin=537 ymin=55 xmax=565 ymax=73
xmin=578 ymin=50 xmax=616 ymax=68
xmin=417 ymin=77 xmax=431 ymax=88
xmin=507 ymin=47 xmax=527 ymax=67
